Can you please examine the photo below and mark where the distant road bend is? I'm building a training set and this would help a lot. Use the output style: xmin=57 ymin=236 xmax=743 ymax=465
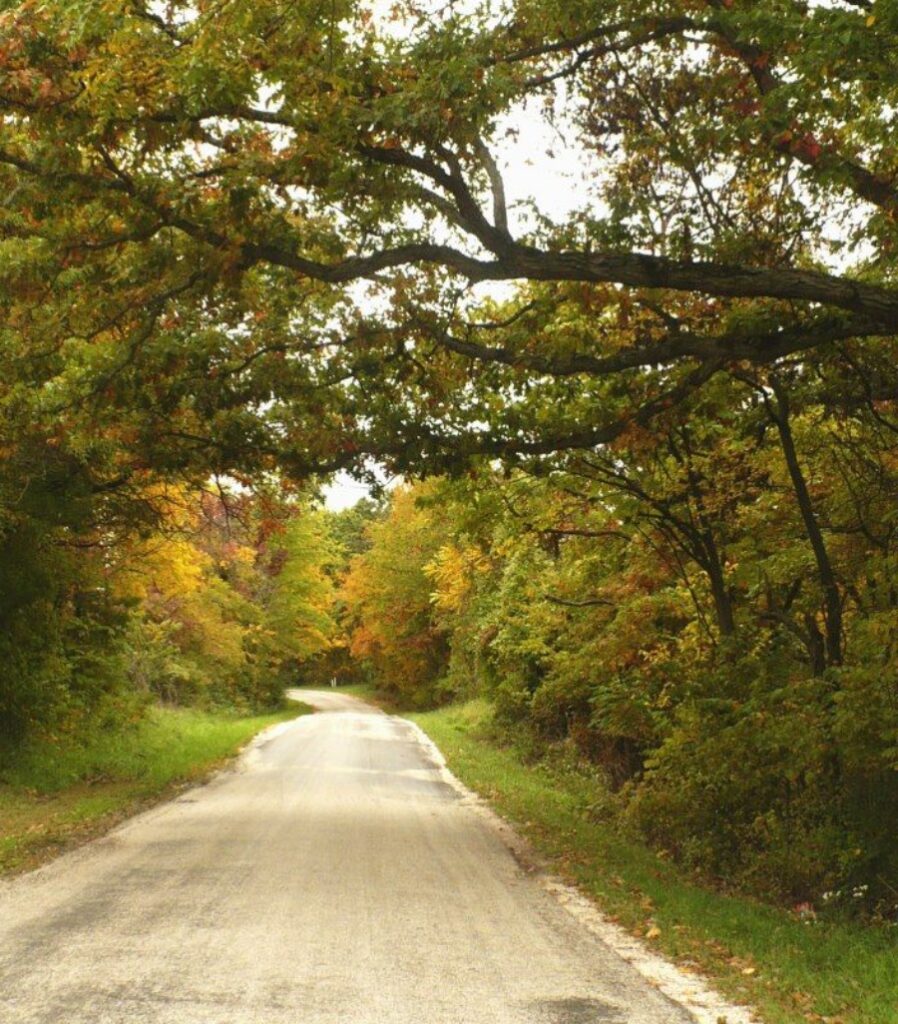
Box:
xmin=0 ymin=690 xmax=696 ymax=1023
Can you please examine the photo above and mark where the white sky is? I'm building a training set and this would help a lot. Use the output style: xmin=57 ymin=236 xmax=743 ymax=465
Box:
xmin=324 ymin=471 xmax=378 ymax=510
xmin=323 ymin=92 xmax=589 ymax=511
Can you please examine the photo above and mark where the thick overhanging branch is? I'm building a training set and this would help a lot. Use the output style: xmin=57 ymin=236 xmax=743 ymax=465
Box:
xmin=700 ymin=2 xmax=898 ymax=214
xmin=428 ymin=315 xmax=887 ymax=376
xmin=499 ymin=5 xmax=898 ymax=214
xmin=8 ymin=131 xmax=898 ymax=335
xmin=236 ymin=233 xmax=898 ymax=329
xmin=4 ymin=54 xmax=898 ymax=342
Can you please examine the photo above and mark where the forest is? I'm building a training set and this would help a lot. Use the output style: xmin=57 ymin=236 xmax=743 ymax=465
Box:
xmin=2 ymin=0 xmax=898 ymax=925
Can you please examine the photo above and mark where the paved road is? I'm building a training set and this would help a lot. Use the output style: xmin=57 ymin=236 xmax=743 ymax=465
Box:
xmin=0 ymin=691 xmax=694 ymax=1024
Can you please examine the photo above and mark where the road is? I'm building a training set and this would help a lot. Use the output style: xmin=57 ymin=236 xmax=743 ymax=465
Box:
xmin=0 ymin=691 xmax=698 ymax=1024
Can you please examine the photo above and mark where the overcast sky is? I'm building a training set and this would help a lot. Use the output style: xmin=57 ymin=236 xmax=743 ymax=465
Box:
xmin=323 ymin=86 xmax=590 ymax=510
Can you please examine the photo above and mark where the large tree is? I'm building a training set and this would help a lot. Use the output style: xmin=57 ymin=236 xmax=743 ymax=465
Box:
xmin=1 ymin=0 xmax=897 ymax=480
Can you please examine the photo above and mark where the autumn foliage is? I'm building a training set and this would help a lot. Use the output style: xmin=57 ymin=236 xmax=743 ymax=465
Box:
xmin=4 ymin=0 xmax=898 ymax=920
xmin=342 ymin=435 xmax=898 ymax=912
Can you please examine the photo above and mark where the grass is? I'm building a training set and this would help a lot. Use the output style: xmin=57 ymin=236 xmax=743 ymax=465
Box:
xmin=333 ymin=681 xmax=399 ymax=706
xmin=405 ymin=699 xmax=897 ymax=1024
xmin=0 ymin=701 xmax=309 ymax=876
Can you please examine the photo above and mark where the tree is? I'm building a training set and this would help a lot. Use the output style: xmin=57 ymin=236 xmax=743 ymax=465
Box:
xmin=341 ymin=483 xmax=450 ymax=703
xmin=2 ymin=1 xmax=897 ymax=480
xmin=263 ymin=508 xmax=338 ymax=669
xmin=6 ymin=0 xmax=898 ymax=911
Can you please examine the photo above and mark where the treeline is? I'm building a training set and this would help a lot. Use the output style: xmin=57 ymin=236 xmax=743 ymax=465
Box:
xmin=0 ymin=431 xmax=337 ymax=750
xmin=339 ymin=375 xmax=898 ymax=914
xmin=5 ymin=381 xmax=898 ymax=917
xmin=4 ymin=0 xmax=898 ymax=924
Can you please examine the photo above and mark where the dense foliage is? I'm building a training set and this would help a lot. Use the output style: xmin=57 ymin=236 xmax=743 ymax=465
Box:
xmin=3 ymin=0 xmax=898 ymax=918
xmin=0 ymin=465 xmax=337 ymax=748
xmin=2 ymin=0 xmax=898 ymax=478
xmin=341 ymin=459 xmax=898 ymax=913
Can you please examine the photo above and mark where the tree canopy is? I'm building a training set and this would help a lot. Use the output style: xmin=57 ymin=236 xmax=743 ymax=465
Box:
xmin=2 ymin=0 xmax=897 ymax=482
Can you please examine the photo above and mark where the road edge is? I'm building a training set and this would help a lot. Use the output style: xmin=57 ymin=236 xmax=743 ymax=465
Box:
xmin=399 ymin=713 xmax=759 ymax=1024
xmin=0 ymin=707 xmax=311 ymax=889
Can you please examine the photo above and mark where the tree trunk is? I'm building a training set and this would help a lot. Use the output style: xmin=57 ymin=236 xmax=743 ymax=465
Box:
xmin=705 ymin=542 xmax=736 ymax=637
xmin=770 ymin=380 xmax=843 ymax=669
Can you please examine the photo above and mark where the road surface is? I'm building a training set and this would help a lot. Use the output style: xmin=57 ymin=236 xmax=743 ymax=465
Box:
xmin=0 ymin=691 xmax=696 ymax=1024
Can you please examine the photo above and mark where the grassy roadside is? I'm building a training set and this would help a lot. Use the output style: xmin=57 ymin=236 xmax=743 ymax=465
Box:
xmin=337 ymin=681 xmax=400 ymax=707
xmin=405 ymin=699 xmax=896 ymax=1024
xmin=0 ymin=701 xmax=309 ymax=877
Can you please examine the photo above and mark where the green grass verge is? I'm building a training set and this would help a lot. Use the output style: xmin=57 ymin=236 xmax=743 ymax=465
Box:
xmin=406 ymin=699 xmax=896 ymax=1024
xmin=332 ymin=681 xmax=398 ymax=706
xmin=0 ymin=701 xmax=310 ymax=876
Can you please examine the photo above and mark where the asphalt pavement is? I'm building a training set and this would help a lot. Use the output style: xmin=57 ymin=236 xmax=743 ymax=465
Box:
xmin=0 ymin=690 xmax=697 ymax=1024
